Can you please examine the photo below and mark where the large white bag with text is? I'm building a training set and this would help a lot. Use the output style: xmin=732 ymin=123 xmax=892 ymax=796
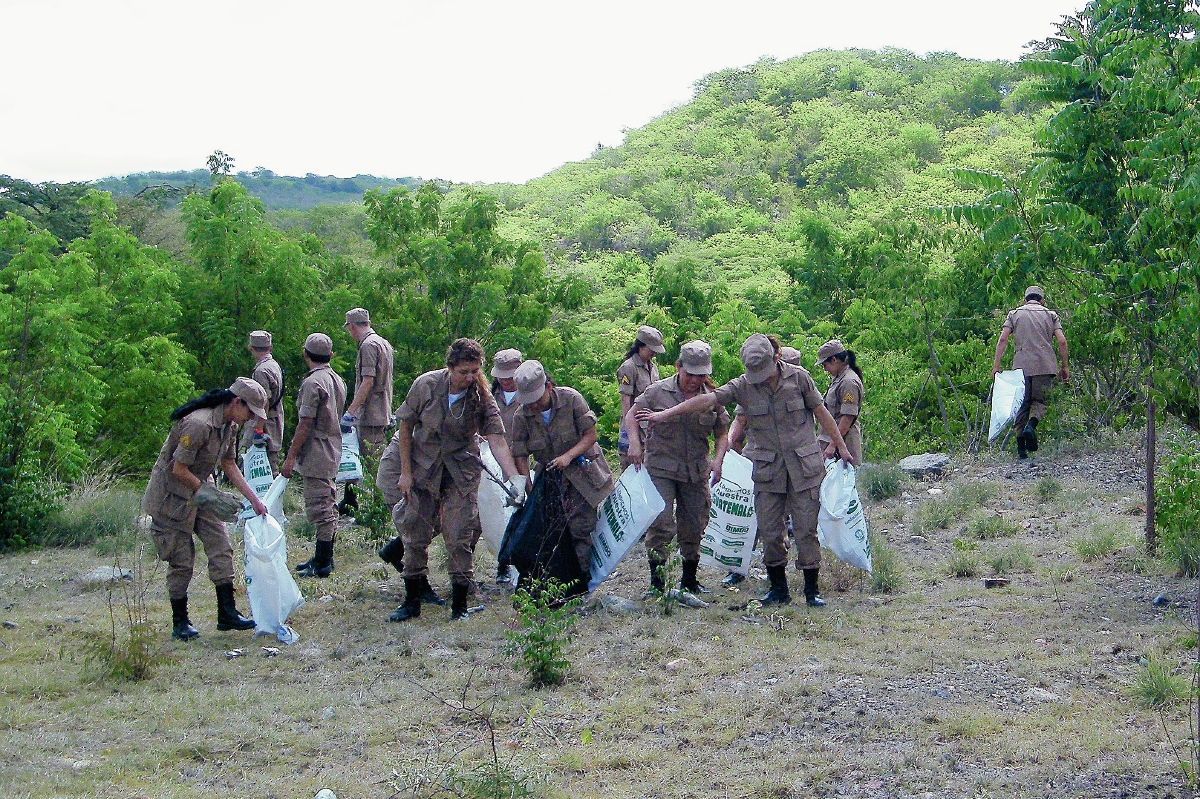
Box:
xmin=477 ymin=440 xmax=515 ymax=557
xmin=699 ymin=451 xmax=757 ymax=577
xmin=239 ymin=445 xmax=283 ymax=522
xmin=989 ymin=369 xmax=1026 ymax=443
xmin=336 ymin=428 xmax=363 ymax=483
xmin=817 ymin=459 xmax=872 ymax=574
xmin=588 ymin=465 xmax=665 ymax=591
xmin=243 ymin=476 xmax=303 ymax=644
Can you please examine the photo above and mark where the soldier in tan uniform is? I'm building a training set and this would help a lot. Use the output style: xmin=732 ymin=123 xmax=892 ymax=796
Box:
xmin=511 ymin=360 xmax=615 ymax=588
xmin=388 ymin=339 xmax=525 ymax=622
xmin=240 ymin=330 xmax=285 ymax=475
xmin=991 ymin=286 xmax=1070 ymax=459
xmin=815 ymin=340 xmax=865 ymax=467
xmin=143 ymin=378 xmax=268 ymax=640
xmin=639 ymin=333 xmax=852 ymax=607
xmin=617 ymin=325 xmax=665 ymax=469
xmin=625 ymin=340 xmax=730 ymax=595
xmin=281 ymin=333 xmax=347 ymax=578
xmin=341 ymin=308 xmax=394 ymax=512
xmin=490 ymin=348 xmax=524 ymax=447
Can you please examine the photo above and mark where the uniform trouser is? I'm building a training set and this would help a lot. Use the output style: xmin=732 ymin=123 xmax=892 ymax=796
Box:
xmin=1014 ymin=374 xmax=1055 ymax=432
xmin=398 ymin=468 xmax=480 ymax=585
xmin=755 ymin=484 xmax=821 ymax=570
xmin=376 ymin=436 xmax=403 ymax=508
xmin=645 ymin=474 xmax=711 ymax=561
xmin=563 ymin=481 xmax=599 ymax=573
xmin=150 ymin=513 xmax=235 ymax=601
xmin=302 ymin=474 xmax=339 ymax=543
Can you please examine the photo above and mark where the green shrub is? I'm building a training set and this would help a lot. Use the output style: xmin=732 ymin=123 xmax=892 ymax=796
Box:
xmin=41 ymin=477 xmax=142 ymax=552
xmin=871 ymin=540 xmax=903 ymax=593
xmin=505 ymin=579 xmax=583 ymax=688
xmin=859 ymin=463 xmax=904 ymax=502
xmin=1076 ymin=523 xmax=1121 ymax=561
xmin=948 ymin=539 xmax=980 ymax=578
xmin=349 ymin=451 xmax=392 ymax=544
xmin=1035 ymin=476 xmax=1062 ymax=503
xmin=1131 ymin=653 xmax=1191 ymax=709
xmin=918 ymin=499 xmax=957 ymax=531
xmin=950 ymin=482 xmax=995 ymax=508
xmin=78 ymin=549 xmax=171 ymax=681
xmin=988 ymin=543 xmax=1034 ymax=575
xmin=1157 ymin=446 xmax=1200 ymax=577
xmin=968 ymin=515 xmax=1019 ymax=540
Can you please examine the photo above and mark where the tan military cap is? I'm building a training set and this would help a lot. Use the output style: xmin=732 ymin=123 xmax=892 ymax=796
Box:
xmin=816 ymin=339 xmax=846 ymax=366
xmin=229 ymin=377 xmax=269 ymax=420
xmin=678 ymin=340 xmax=713 ymax=375
xmin=779 ymin=346 xmax=802 ymax=366
xmin=636 ymin=325 xmax=666 ymax=354
xmin=304 ymin=332 xmax=333 ymax=357
xmin=248 ymin=330 xmax=272 ymax=348
xmin=1024 ymin=285 xmax=1044 ymax=301
xmin=513 ymin=360 xmax=549 ymax=405
xmin=491 ymin=348 xmax=523 ymax=379
xmin=344 ymin=307 xmax=370 ymax=326
xmin=740 ymin=333 xmax=777 ymax=384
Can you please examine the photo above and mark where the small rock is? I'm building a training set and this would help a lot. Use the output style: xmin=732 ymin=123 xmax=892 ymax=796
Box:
xmin=82 ymin=566 xmax=132 ymax=584
xmin=665 ymin=658 xmax=691 ymax=674
xmin=983 ymin=577 xmax=1010 ymax=589
xmin=926 ymin=488 xmax=944 ymax=496
xmin=29 ymin=559 xmax=39 ymax=565
xmin=1153 ymin=594 xmax=1169 ymax=606
xmin=72 ymin=760 xmax=91 ymax=770
xmin=1024 ymin=687 xmax=1061 ymax=703
xmin=899 ymin=453 xmax=951 ymax=477
xmin=931 ymin=688 xmax=950 ymax=699
xmin=667 ymin=588 xmax=710 ymax=609
xmin=3 ymin=621 xmax=18 ymax=629
xmin=225 ymin=649 xmax=245 ymax=660
xmin=466 ymin=604 xmax=486 ymax=615
xmin=321 ymin=706 xmax=336 ymax=720
xmin=598 ymin=595 xmax=641 ymax=614
xmin=314 ymin=790 xmax=338 ymax=799
xmin=909 ymin=535 xmax=928 ymax=544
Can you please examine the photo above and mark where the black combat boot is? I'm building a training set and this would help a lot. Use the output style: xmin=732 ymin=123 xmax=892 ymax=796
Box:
xmin=451 ymin=582 xmax=470 ymax=620
xmin=803 ymin=568 xmax=826 ymax=607
xmin=680 ymin=559 xmax=711 ymax=594
xmin=759 ymin=565 xmax=791 ymax=605
xmin=378 ymin=536 xmax=404 ymax=573
xmin=296 ymin=539 xmax=335 ymax=578
xmin=389 ymin=578 xmax=422 ymax=622
xmin=420 ymin=576 xmax=447 ymax=606
xmin=215 ymin=582 xmax=256 ymax=630
xmin=648 ymin=551 xmax=666 ymax=593
xmin=1016 ymin=438 xmax=1028 ymax=459
xmin=171 ymin=596 xmax=199 ymax=640
xmin=1024 ymin=417 xmax=1039 ymax=452
xmin=337 ymin=484 xmax=358 ymax=515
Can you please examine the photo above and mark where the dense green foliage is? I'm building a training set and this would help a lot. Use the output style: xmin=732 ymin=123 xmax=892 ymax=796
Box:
xmin=92 ymin=169 xmax=421 ymax=210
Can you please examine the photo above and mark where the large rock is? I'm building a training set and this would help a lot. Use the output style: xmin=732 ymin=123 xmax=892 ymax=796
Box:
xmin=82 ymin=566 xmax=133 ymax=584
xmin=899 ymin=453 xmax=951 ymax=477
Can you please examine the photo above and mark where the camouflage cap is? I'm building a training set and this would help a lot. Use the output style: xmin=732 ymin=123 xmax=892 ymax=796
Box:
xmin=779 ymin=346 xmax=802 ymax=366
xmin=740 ymin=333 xmax=777 ymax=384
xmin=816 ymin=339 xmax=846 ymax=366
xmin=490 ymin=348 xmax=523 ymax=379
xmin=636 ymin=325 xmax=667 ymax=354
xmin=304 ymin=332 xmax=333 ymax=357
xmin=229 ymin=377 xmax=269 ymax=420
xmin=513 ymin=360 xmax=549 ymax=405
xmin=248 ymin=330 xmax=272 ymax=348
xmin=1024 ymin=285 xmax=1044 ymax=301
xmin=344 ymin=307 xmax=370 ymax=326
xmin=678 ymin=340 xmax=713 ymax=375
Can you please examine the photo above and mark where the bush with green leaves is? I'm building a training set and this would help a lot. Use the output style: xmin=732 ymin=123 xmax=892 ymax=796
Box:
xmin=40 ymin=472 xmax=142 ymax=551
xmin=349 ymin=451 xmax=392 ymax=544
xmin=1075 ymin=523 xmax=1122 ymax=562
xmin=948 ymin=538 xmax=980 ymax=577
xmin=1035 ymin=476 xmax=1062 ymax=503
xmin=968 ymin=515 xmax=1019 ymax=540
xmin=870 ymin=540 xmax=903 ymax=593
xmin=859 ymin=463 xmax=904 ymax=502
xmin=1157 ymin=446 xmax=1200 ymax=577
xmin=1131 ymin=653 xmax=1191 ymax=709
xmin=78 ymin=549 xmax=171 ymax=681
xmin=505 ymin=578 xmax=583 ymax=688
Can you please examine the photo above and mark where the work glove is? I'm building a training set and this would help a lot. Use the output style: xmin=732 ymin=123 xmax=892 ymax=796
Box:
xmin=387 ymin=413 xmax=398 ymax=431
xmin=192 ymin=483 xmax=243 ymax=522
xmin=251 ymin=431 xmax=271 ymax=448
xmin=340 ymin=412 xmax=357 ymax=434
xmin=505 ymin=475 xmax=528 ymax=507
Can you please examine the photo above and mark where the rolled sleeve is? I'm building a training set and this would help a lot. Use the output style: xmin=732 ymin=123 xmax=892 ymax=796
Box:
xmin=397 ymin=375 xmax=432 ymax=424
xmin=359 ymin=341 xmax=381 ymax=378
xmin=838 ymin=384 xmax=862 ymax=417
xmin=297 ymin=381 xmax=323 ymax=419
xmin=171 ymin=419 xmax=206 ymax=466
xmin=799 ymin=373 xmax=823 ymax=411
xmin=616 ymin=361 xmax=637 ymax=396
xmin=571 ymin=392 xmax=597 ymax=433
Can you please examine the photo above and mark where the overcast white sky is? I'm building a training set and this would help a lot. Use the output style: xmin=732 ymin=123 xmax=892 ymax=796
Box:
xmin=0 ymin=0 xmax=1085 ymax=186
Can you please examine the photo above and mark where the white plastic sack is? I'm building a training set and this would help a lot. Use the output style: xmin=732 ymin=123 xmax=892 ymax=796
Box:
xmin=817 ymin=460 xmax=872 ymax=574
xmin=336 ymin=428 xmax=363 ymax=483
xmin=243 ymin=477 xmax=303 ymax=644
xmin=477 ymin=440 xmax=515 ymax=557
xmin=988 ymin=369 xmax=1026 ymax=443
xmin=699 ymin=451 xmax=757 ymax=576
xmin=588 ymin=464 xmax=666 ymax=592
xmin=239 ymin=445 xmax=282 ymax=522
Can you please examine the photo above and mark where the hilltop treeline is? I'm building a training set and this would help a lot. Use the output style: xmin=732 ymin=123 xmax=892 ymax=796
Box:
xmin=2 ymin=30 xmax=1197 ymax=548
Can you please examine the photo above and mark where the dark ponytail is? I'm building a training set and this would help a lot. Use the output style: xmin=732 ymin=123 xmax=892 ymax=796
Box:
xmin=623 ymin=340 xmax=642 ymax=361
xmin=836 ymin=350 xmax=863 ymax=381
xmin=170 ymin=388 xmax=235 ymax=421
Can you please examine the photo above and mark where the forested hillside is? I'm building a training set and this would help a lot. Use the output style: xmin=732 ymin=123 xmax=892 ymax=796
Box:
xmin=93 ymin=169 xmax=421 ymax=210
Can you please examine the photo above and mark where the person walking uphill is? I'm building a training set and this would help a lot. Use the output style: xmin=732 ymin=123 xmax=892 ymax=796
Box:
xmin=815 ymin=339 xmax=865 ymax=467
xmin=991 ymin=286 xmax=1069 ymax=459
xmin=240 ymin=330 xmax=285 ymax=475
xmin=340 ymin=307 xmax=394 ymax=512
xmin=510 ymin=360 xmax=615 ymax=588
xmin=388 ymin=338 xmax=525 ymax=623
xmin=143 ymin=378 xmax=269 ymax=640
xmin=281 ymin=333 xmax=347 ymax=578
xmin=625 ymin=340 xmax=730 ymax=595
xmin=617 ymin=325 xmax=665 ymax=469
xmin=639 ymin=333 xmax=853 ymax=607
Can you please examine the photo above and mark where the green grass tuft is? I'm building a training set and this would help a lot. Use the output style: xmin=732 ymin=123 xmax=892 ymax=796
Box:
xmin=1131 ymin=653 xmax=1191 ymax=709
xmin=859 ymin=463 xmax=904 ymax=501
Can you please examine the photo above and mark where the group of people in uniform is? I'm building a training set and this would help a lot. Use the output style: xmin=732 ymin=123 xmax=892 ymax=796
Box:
xmin=141 ymin=286 xmax=1065 ymax=640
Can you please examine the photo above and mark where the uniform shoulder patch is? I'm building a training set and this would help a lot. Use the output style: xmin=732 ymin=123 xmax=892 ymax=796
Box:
xmin=179 ymin=433 xmax=192 ymax=449
xmin=843 ymin=392 xmax=858 ymax=404
xmin=620 ymin=375 xmax=631 ymax=385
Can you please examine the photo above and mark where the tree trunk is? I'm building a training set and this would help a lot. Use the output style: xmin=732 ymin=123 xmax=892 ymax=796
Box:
xmin=1145 ymin=353 xmax=1156 ymax=555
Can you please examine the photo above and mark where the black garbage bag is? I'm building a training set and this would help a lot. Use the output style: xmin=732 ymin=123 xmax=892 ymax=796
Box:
xmin=498 ymin=468 xmax=588 ymax=596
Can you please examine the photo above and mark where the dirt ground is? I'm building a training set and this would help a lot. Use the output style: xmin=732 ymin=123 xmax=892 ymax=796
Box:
xmin=2 ymin=441 xmax=1198 ymax=799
